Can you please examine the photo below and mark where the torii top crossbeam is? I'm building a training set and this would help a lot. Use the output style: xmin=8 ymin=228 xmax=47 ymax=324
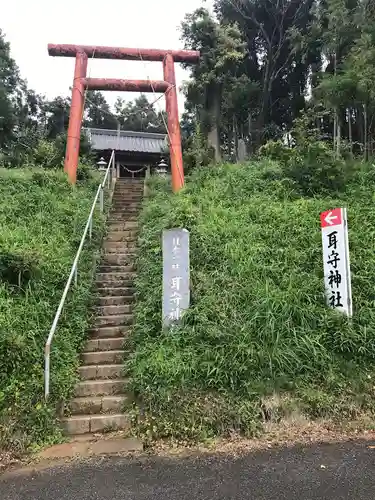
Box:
xmin=48 ymin=44 xmax=200 ymax=63
xmin=48 ymin=44 xmax=200 ymax=191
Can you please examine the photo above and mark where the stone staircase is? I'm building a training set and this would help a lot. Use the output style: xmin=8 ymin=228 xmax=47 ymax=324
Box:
xmin=62 ymin=177 xmax=144 ymax=436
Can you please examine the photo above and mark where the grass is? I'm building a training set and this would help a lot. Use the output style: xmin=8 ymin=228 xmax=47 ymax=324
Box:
xmin=0 ymin=166 xmax=105 ymax=452
xmin=129 ymin=160 xmax=375 ymax=443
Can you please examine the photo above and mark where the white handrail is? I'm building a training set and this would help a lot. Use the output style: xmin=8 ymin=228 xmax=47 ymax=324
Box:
xmin=44 ymin=150 xmax=115 ymax=399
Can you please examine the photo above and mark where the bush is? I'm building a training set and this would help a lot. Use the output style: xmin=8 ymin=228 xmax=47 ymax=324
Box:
xmin=259 ymin=139 xmax=352 ymax=196
xmin=283 ymin=140 xmax=349 ymax=195
xmin=129 ymin=160 xmax=375 ymax=443
xmin=259 ymin=110 xmax=357 ymax=196
xmin=182 ymin=124 xmax=214 ymax=173
xmin=0 ymin=167 xmax=105 ymax=452
xmin=32 ymin=139 xmax=63 ymax=169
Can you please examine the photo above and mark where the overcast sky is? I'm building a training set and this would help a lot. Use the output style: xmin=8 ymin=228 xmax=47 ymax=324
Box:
xmin=2 ymin=0 xmax=213 ymax=114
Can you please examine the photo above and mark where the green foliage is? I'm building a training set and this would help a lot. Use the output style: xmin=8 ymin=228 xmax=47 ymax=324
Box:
xmin=32 ymin=139 xmax=63 ymax=169
xmin=183 ymin=122 xmax=214 ymax=172
xmin=0 ymin=252 xmax=38 ymax=290
xmin=282 ymin=141 xmax=349 ymax=195
xmin=130 ymin=160 xmax=375 ymax=442
xmin=259 ymin=112 xmax=354 ymax=195
xmin=0 ymin=167 xmax=104 ymax=452
xmin=114 ymin=95 xmax=166 ymax=133
xmin=180 ymin=1 xmax=375 ymax=157
xmin=260 ymin=139 xmax=349 ymax=196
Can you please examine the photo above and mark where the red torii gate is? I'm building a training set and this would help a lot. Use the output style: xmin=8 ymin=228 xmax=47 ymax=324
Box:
xmin=48 ymin=44 xmax=200 ymax=192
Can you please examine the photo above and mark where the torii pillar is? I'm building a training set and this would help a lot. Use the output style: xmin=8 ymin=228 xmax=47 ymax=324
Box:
xmin=48 ymin=44 xmax=200 ymax=192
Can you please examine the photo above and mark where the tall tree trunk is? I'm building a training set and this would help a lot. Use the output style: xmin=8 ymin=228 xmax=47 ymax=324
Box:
xmin=255 ymin=59 xmax=272 ymax=147
xmin=207 ymin=89 xmax=222 ymax=163
xmin=227 ymin=125 xmax=233 ymax=161
xmin=333 ymin=111 xmax=337 ymax=152
xmin=348 ymin=108 xmax=353 ymax=158
xmin=336 ymin=108 xmax=341 ymax=157
xmin=233 ymin=116 xmax=239 ymax=162
xmin=357 ymin=106 xmax=364 ymax=151
xmin=364 ymin=103 xmax=368 ymax=161
xmin=333 ymin=51 xmax=339 ymax=156
xmin=248 ymin=112 xmax=253 ymax=155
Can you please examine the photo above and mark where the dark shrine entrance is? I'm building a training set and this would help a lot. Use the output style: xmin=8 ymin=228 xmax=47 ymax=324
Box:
xmin=85 ymin=128 xmax=168 ymax=178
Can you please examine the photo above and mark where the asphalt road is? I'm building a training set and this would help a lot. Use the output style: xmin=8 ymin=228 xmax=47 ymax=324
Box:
xmin=1 ymin=440 xmax=375 ymax=499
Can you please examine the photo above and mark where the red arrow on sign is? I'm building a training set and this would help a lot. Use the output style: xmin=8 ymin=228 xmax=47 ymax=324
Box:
xmin=320 ymin=208 xmax=342 ymax=228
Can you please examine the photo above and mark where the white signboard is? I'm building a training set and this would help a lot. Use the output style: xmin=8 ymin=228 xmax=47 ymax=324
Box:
xmin=320 ymin=208 xmax=352 ymax=317
xmin=162 ymin=228 xmax=190 ymax=327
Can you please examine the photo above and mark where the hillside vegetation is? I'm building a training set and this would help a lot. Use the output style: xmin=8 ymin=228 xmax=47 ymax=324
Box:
xmin=131 ymin=159 xmax=375 ymax=442
xmin=0 ymin=167 xmax=104 ymax=451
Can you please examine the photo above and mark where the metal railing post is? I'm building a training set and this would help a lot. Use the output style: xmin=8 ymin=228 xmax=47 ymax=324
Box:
xmin=100 ymin=186 xmax=104 ymax=212
xmin=112 ymin=152 xmax=116 ymax=183
xmin=44 ymin=346 xmax=50 ymax=398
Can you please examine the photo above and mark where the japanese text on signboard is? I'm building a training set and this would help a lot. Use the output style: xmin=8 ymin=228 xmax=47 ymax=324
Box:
xmin=320 ymin=208 xmax=352 ymax=317
xmin=162 ymin=229 xmax=190 ymax=326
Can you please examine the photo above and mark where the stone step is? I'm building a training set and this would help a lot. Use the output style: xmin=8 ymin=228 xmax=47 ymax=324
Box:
xmin=108 ymin=213 xmax=140 ymax=220
xmin=96 ymin=271 xmax=136 ymax=283
xmin=112 ymin=191 xmax=143 ymax=195
xmin=103 ymin=242 xmax=137 ymax=253
xmin=116 ymin=178 xmax=144 ymax=182
xmin=111 ymin=205 xmax=141 ymax=210
xmin=112 ymin=199 xmax=143 ymax=204
xmin=108 ymin=221 xmax=138 ymax=229
xmin=109 ymin=215 xmax=138 ymax=221
xmin=84 ymin=337 xmax=125 ymax=352
xmin=99 ymin=264 xmax=135 ymax=274
xmin=96 ymin=276 xmax=135 ymax=295
xmin=96 ymin=279 xmax=135 ymax=289
xmin=94 ymin=314 xmax=133 ymax=328
xmin=101 ymin=253 xmax=137 ymax=265
xmin=95 ymin=287 xmax=135 ymax=297
xmin=79 ymin=364 xmax=124 ymax=380
xmin=97 ymin=295 xmax=134 ymax=306
xmin=112 ymin=197 xmax=142 ymax=201
xmin=109 ymin=203 xmax=141 ymax=208
xmin=89 ymin=325 xmax=131 ymax=339
xmin=106 ymin=231 xmax=138 ymax=242
xmin=114 ymin=190 xmax=143 ymax=195
xmin=113 ymin=188 xmax=143 ymax=193
xmin=111 ymin=206 xmax=142 ymax=211
xmin=110 ymin=216 xmax=139 ymax=222
xmin=110 ymin=203 xmax=141 ymax=208
xmin=112 ymin=197 xmax=143 ymax=201
xmin=113 ymin=190 xmax=143 ymax=194
xmin=82 ymin=350 xmax=125 ymax=365
xmin=74 ymin=378 xmax=128 ymax=397
xmin=108 ymin=222 xmax=138 ymax=231
xmin=96 ymin=304 xmax=133 ymax=316
xmin=62 ymin=413 xmax=130 ymax=435
xmin=116 ymin=184 xmax=143 ymax=188
xmin=110 ymin=203 xmax=143 ymax=209
xmin=69 ymin=395 xmax=129 ymax=415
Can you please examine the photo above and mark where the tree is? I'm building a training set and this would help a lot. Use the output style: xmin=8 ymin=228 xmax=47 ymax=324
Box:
xmin=43 ymin=96 xmax=71 ymax=139
xmin=0 ymin=28 xmax=21 ymax=149
xmin=114 ymin=95 xmax=166 ymax=133
xmin=213 ymin=0 xmax=317 ymax=146
xmin=84 ymin=91 xmax=118 ymax=129
xmin=181 ymin=7 xmax=247 ymax=161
